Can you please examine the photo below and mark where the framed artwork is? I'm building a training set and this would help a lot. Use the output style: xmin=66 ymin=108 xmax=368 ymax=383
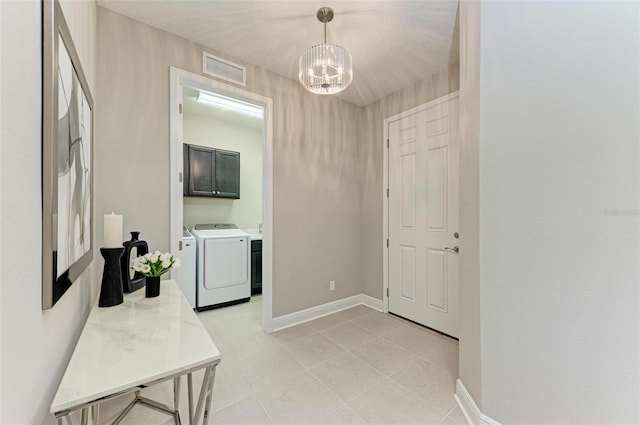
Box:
xmin=42 ymin=0 xmax=94 ymax=309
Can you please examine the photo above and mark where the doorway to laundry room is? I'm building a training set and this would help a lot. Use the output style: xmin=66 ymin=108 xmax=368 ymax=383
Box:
xmin=169 ymin=67 xmax=274 ymax=333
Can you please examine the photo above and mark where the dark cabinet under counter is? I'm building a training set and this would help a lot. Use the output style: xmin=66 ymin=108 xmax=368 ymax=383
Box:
xmin=183 ymin=143 xmax=240 ymax=199
xmin=251 ymin=239 xmax=262 ymax=295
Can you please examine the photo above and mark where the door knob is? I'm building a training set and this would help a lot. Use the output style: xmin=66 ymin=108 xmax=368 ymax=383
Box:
xmin=445 ymin=246 xmax=459 ymax=254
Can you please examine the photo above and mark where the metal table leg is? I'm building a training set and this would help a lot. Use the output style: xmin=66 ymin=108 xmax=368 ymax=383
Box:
xmin=188 ymin=372 xmax=194 ymax=424
xmin=91 ymin=404 xmax=99 ymax=425
xmin=191 ymin=366 xmax=212 ymax=425
xmin=111 ymin=396 xmax=137 ymax=425
xmin=173 ymin=376 xmax=182 ymax=425
xmin=201 ymin=367 xmax=217 ymax=425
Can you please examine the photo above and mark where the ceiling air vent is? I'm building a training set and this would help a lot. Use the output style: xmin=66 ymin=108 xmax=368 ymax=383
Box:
xmin=202 ymin=52 xmax=246 ymax=87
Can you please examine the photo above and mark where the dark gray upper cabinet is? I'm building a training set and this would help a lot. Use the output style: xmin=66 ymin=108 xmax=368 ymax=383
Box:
xmin=184 ymin=144 xmax=240 ymax=199
xmin=214 ymin=149 xmax=240 ymax=198
xmin=183 ymin=144 xmax=190 ymax=195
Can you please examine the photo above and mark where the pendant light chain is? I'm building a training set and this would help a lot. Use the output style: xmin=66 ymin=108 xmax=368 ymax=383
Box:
xmin=324 ymin=19 xmax=327 ymax=44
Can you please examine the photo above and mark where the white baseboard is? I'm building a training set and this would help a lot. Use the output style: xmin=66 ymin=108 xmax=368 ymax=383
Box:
xmin=271 ymin=293 xmax=385 ymax=332
xmin=272 ymin=294 xmax=362 ymax=331
xmin=455 ymin=379 xmax=501 ymax=425
xmin=361 ymin=294 xmax=383 ymax=311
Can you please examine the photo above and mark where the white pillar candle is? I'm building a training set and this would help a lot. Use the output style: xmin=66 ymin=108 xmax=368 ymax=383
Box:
xmin=104 ymin=213 xmax=123 ymax=248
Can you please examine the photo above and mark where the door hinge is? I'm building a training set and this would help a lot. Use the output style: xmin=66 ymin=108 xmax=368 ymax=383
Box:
xmin=386 ymin=287 xmax=389 ymax=297
xmin=179 ymin=172 xmax=183 ymax=183
xmin=386 ymin=238 xmax=389 ymax=248
xmin=387 ymin=139 xmax=389 ymax=148
xmin=386 ymin=188 xmax=389 ymax=198
xmin=179 ymin=103 xmax=183 ymax=114
xmin=178 ymin=241 xmax=183 ymax=251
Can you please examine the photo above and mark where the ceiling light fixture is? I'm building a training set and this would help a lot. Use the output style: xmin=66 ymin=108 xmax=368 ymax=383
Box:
xmin=196 ymin=91 xmax=263 ymax=117
xmin=299 ymin=7 xmax=353 ymax=95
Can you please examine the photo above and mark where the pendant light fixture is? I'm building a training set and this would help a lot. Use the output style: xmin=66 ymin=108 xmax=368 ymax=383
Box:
xmin=299 ymin=7 xmax=353 ymax=95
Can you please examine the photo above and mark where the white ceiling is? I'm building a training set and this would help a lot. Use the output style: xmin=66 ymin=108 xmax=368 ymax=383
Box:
xmin=97 ymin=0 xmax=459 ymax=107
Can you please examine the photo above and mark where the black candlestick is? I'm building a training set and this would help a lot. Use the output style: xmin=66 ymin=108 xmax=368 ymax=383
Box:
xmin=99 ymin=247 xmax=125 ymax=307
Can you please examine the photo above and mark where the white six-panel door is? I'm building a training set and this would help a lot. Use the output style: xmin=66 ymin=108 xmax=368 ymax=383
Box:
xmin=388 ymin=94 xmax=459 ymax=337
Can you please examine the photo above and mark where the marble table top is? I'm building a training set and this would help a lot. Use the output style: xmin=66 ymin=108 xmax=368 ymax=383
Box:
xmin=51 ymin=280 xmax=220 ymax=413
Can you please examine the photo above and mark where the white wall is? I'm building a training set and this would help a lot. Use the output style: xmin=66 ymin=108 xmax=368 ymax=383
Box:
xmin=183 ymin=114 xmax=263 ymax=230
xmin=0 ymin=1 xmax=97 ymax=424
xmin=478 ymin=1 xmax=640 ymax=423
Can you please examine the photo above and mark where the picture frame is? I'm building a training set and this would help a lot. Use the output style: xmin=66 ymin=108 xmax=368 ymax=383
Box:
xmin=42 ymin=0 xmax=94 ymax=309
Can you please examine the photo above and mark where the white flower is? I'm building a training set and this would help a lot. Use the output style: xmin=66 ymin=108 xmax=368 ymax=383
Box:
xmin=131 ymin=256 xmax=148 ymax=272
xmin=130 ymin=251 xmax=179 ymax=276
xmin=150 ymin=251 xmax=160 ymax=263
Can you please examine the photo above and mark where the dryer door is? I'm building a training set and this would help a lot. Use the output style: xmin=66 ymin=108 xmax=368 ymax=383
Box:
xmin=203 ymin=237 xmax=248 ymax=289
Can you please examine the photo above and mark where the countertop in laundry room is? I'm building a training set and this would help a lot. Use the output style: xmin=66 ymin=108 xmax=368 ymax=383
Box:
xmin=243 ymin=228 xmax=262 ymax=241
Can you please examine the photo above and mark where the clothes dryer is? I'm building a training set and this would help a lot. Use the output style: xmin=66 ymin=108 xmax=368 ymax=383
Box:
xmin=191 ymin=224 xmax=250 ymax=310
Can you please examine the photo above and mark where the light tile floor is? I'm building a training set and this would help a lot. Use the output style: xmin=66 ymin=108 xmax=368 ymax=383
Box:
xmin=95 ymin=296 xmax=466 ymax=425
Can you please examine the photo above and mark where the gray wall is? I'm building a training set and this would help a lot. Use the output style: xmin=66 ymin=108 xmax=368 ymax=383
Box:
xmin=0 ymin=1 xmax=98 ymax=423
xmin=360 ymin=65 xmax=459 ymax=299
xmin=478 ymin=1 xmax=639 ymax=422
xmin=96 ymin=8 xmax=365 ymax=317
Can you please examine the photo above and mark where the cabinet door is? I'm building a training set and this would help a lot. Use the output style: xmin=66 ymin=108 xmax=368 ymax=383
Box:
xmin=251 ymin=249 xmax=262 ymax=294
xmin=187 ymin=145 xmax=215 ymax=196
xmin=215 ymin=149 xmax=240 ymax=198
xmin=183 ymin=144 xmax=189 ymax=196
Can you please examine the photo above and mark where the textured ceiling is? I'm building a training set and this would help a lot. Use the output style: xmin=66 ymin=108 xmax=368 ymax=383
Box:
xmin=97 ymin=0 xmax=459 ymax=106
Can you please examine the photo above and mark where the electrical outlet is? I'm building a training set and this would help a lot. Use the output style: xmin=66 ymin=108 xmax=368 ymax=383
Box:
xmin=329 ymin=280 xmax=336 ymax=291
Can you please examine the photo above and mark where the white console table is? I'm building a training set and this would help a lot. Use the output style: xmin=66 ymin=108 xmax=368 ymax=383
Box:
xmin=50 ymin=280 xmax=220 ymax=425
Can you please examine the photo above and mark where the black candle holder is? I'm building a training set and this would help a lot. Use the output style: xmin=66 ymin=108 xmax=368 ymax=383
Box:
xmin=99 ymin=247 xmax=125 ymax=307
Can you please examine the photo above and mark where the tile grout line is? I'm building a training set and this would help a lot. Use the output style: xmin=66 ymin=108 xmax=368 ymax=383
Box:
xmin=303 ymin=366 xmax=372 ymax=424
xmin=437 ymin=405 xmax=462 ymax=425
xmin=387 ymin=367 xmax=455 ymax=419
xmin=253 ymin=393 xmax=278 ymax=425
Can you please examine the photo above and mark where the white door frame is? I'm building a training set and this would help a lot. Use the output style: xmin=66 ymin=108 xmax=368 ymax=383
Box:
xmin=169 ymin=66 xmax=274 ymax=333
xmin=382 ymin=91 xmax=460 ymax=313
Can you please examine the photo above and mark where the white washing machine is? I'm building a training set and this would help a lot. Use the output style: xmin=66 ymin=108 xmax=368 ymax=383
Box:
xmin=180 ymin=226 xmax=197 ymax=308
xmin=192 ymin=224 xmax=250 ymax=311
